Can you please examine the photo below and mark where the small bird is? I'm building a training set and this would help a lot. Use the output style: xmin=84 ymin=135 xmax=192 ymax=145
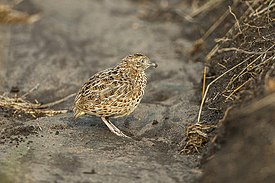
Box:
xmin=73 ymin=53 xmax=157 ymax=138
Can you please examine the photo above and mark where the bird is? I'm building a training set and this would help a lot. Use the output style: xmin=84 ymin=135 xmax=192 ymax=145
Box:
xmin=73 ymin=53 xmax=157 ymax=138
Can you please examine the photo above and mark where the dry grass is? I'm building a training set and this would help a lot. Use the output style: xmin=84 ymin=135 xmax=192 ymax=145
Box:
xmin=0 ymin=3 xmax=40 ymax=24
xmin=181 ymin=123 xmax=216 ymax=154
xmin=183 ymin=0 xmax=274 ymax=154
xmin=188 ymin=0 xmax=225 ymax=18
xmin=0 ymin=92 xmax=75 ymax=118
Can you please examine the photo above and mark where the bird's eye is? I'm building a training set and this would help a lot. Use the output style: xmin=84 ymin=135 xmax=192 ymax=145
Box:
xmin=140 ymin=59 xmax=144 ymax=63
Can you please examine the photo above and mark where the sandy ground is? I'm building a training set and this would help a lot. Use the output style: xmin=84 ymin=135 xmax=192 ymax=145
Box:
xmin=0 ymin=1 xmax=203 ymax=182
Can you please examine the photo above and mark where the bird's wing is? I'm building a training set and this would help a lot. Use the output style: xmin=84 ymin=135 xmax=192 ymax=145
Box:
xmin=74 ymin=69 xmax=133 ymax=112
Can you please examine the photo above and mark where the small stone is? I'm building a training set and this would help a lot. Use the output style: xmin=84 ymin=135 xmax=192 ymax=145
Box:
xmin=10 ymin=86 xmax=20 ymax=93
xmin=152 ymin=120 xmax=159 ymax=125
xmin=83 ymin=169 xmax=96 ymax=174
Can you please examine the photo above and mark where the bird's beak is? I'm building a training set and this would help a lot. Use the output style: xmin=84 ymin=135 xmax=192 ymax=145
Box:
xmin=150 ymin=62 xmax=158 ymax=68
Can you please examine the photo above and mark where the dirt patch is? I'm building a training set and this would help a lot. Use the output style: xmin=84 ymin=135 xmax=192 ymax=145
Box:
xmin=0 ymin=117 xmax=40 ymax=148
xmin=201 ymin=100 xmax=275 ymax=183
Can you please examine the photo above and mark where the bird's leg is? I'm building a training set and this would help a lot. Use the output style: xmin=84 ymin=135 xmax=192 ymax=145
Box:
xmin=101 ymin=117 xmax=130 ymax=138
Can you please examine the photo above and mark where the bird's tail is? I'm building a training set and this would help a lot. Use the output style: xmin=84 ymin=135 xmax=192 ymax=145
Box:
xmin=73 ymin=106 xmax=85 ymax=119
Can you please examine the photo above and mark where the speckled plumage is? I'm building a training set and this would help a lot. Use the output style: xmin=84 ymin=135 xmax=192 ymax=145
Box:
xmin=73 ymin=53 xmax=157 ymax=137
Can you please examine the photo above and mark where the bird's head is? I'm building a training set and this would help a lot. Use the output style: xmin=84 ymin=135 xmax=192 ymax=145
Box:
xmin=122 ymin=53 xmax=157 ymax=71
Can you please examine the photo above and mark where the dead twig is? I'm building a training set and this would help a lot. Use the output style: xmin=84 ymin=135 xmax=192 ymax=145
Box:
xmin=229 ymin=6 xmax=242 ymax=34
xmin=217 ymin=47 xmax=275 ymax=55
xmin=218 ymin=106 xmax=233 ymax=125
xmin=251 ymin=1 xmax=275 ymax=16
xmin=191 ymin=8 xmax=230 ymax=56
xmin=205 ymin=45 xmax=219 ymax=62
xmin=38 ymin=93 xmax=76 ymax=109
xmin=202 ymin=65 xmax=207 ymax=99
xmin=200 ymin=45 xmax=220 ymax=103
xmin=22 ymin=84 xmax=40 ymax=98
xmin=225 ymin=79 xmax=252 ymax=101
xmin=189 ymin=0 xmax=223 ymax=18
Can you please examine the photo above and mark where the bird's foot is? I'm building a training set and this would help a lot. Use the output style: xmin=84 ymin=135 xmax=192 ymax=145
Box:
xmin=101 ymin=117 xmax=131 ymax=138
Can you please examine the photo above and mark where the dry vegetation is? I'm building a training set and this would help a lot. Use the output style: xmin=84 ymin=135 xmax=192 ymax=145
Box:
xmin=0 ymin=84 xmax=75 ymax=119
xmin=0 ymin=2 xmax=39 ymax=24
xmin=182 ymin=0 xmax=274 ymax=154
xmin=0 ymin=93 xmax=75 ymax=118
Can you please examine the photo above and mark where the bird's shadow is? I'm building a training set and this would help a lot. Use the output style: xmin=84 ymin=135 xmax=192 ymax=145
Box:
xmin=67 ymin=115 xmax=106 ymax=128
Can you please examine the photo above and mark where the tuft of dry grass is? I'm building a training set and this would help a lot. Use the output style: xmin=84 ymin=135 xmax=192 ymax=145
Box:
xmin=181 ymin=123 xmax=216 ymax=154
xmin=0 ymin=93 xmax=75 ymax=118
